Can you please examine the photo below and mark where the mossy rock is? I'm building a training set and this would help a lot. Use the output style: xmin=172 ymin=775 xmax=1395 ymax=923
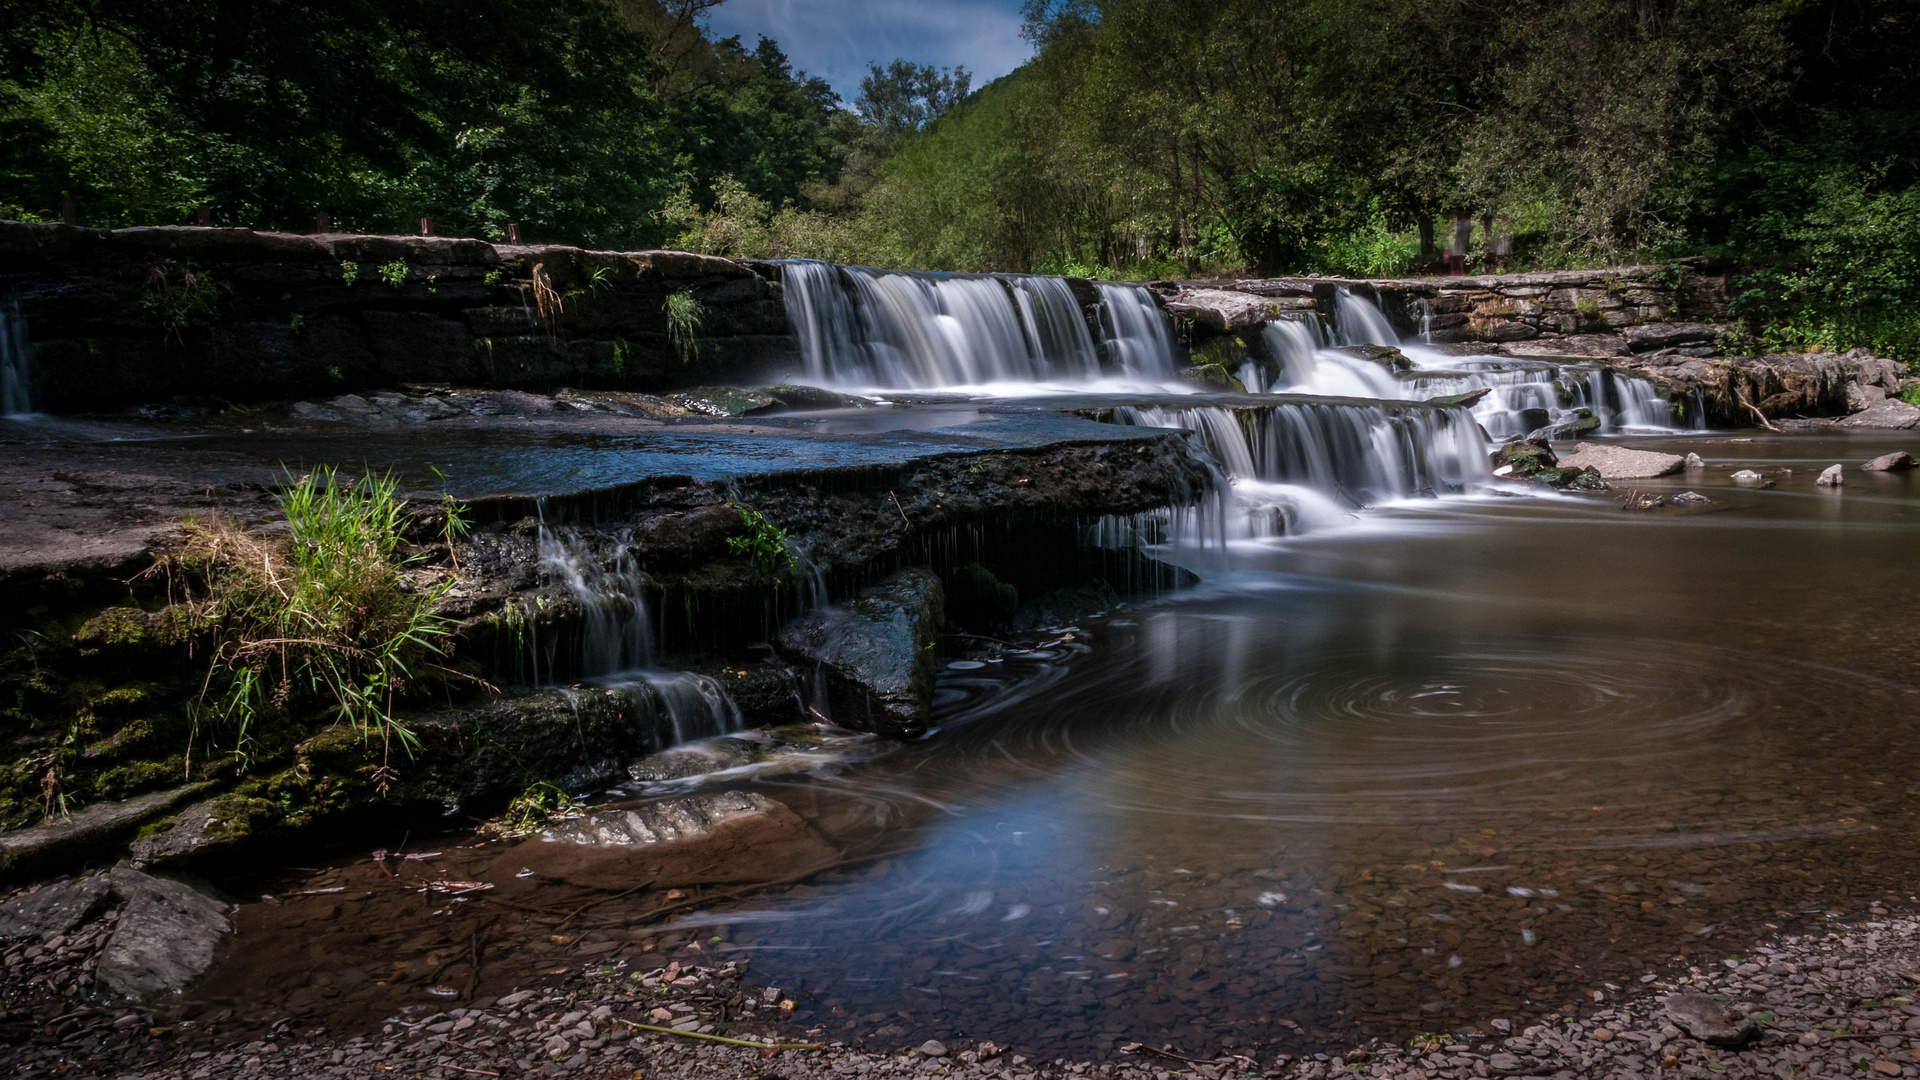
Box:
xmin=74 ymin=607 xmax=197 ymax=652
xmin=1178 ymin=364 xmax=1247 ymax=393
xmin=947 ymin=562 xmax=1020 ymax=630
xmin=1491 ymin=439 xmax=1559 ymax=478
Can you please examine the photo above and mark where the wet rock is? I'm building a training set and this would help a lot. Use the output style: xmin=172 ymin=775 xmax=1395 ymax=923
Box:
xmin=1178 ymin=365 xmax=1247 ymax=393
xmin=1330 ymin=344 xmax=1414 ymax=372
xmin=1662 ymin=992 xmax=1757 ymax=1048
xmin=669 ymin=384 xmax=868 ymax=417
xmin=1425 ymin=387 xmax=1492 ymax=409
xmin=541 ymin=791 xmax=778 ymax=846
xmin=1684 ymin=452 xmax=1706 ymax=470
xmin=946 ymin=561 xmax=1021 ymax=631
xmin=1732 ymin=469 xmax=1764 ymax=482
xmin=1517 ymin=407 xmax=1551 ymax=433
xmin=919 ymin=1040 xmax=949 ymax=1057
xmin=1817 ymin=464 xmax=1844 ymax=487
xmin=1862 ymin=451 xmax=1915 ymax=472
xmin=1532 ymin=407 xmax=1601 ymax=440
xmin=1555 ymin=444 xmax=1685 ymax=480
xmin=775 ymin=569 xmax=944 ymax=738
xmin=95 ymin=865 xmax=231 ymax=1001
xmin=0 ymin=871 xmax=110 ymax=938
xmin=1491 ymin=438 xmax=1558 ymax=479
xmin=1670 ymin=491 xmax=1712 ymax=506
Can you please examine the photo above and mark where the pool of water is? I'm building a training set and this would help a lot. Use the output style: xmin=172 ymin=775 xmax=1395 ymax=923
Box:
xmin=192 ymin=431 xmax=1920 ymax=1056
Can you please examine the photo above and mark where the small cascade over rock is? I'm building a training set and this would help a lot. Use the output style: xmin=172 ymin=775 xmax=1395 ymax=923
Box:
xmin=1249 ymin=289 xmax=1682 ymax=438
xmin=780 ymin=259 xmax=1175 ymax=389
xmin=2 ymin=302 xmax=34 ymax=415
xmin=1109 ymin=398 xmax=1489 ymax=544
xmin=536 ymin=523 xmax=654 ymax=678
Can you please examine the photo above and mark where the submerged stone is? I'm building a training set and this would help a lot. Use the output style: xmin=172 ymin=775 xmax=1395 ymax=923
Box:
xmin=1177 ymin=364 xmax=1246 ymax=393
xmin=775 ymin=569 xmax=944 ymax=738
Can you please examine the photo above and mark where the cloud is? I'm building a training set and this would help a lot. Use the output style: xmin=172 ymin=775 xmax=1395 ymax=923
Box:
xmin=705 ymin=0 xmax=1035 ymax=103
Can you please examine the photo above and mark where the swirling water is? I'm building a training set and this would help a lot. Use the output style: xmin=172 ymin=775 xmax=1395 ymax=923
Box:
xmin=201 ymin=433 xmax=1920 ymax=1057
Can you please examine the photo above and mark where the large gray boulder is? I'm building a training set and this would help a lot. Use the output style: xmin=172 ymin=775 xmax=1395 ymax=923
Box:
xmin=776 ymin=568 xmax=945 ymax=738
xmin=95 ymin=866 xmax=232 ymax=1001
xmin=1836 ymin=400 xmax=1920 ymax=429
xmin=1555 ymin=443 xmax=1685 ymax=479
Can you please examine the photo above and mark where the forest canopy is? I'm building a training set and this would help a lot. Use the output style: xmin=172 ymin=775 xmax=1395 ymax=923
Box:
xmin=1 ymin=0 xmax=1915 ymax=357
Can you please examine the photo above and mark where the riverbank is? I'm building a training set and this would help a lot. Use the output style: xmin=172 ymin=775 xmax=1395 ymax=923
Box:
xmin=7 ymin=899 xmax=1920 ymax=1079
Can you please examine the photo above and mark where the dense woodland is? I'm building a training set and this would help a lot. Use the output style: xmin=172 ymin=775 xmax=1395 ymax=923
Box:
xmin=0 ymin=0 xmax=1915 ymax=358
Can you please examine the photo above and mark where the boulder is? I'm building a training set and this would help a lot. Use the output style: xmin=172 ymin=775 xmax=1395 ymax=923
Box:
xmin=95 ymin=866 xmax=232 ymax=1001
xmin=1862 ymin=451 xmax=1916 ymax=472
xmin=505 ymin=790 xmax=839 ymax=890
xmin=775 ymin=569 xmax=944 ymax=738
xmin=1163 ymin=288 xmax=1275 ymax=335
xmin=1817 ymin=464 xmax=1844 ymax=486
xmin=0 ymin=872 xmax=111 ymax=938
xmin=1517 ymin=407 xmax=1551 ymax=433
xmin=1684 ymin=452 xmax=1706 ymax=470
xmin=1555 ymin=444 xmax=1685 ymax=480
xmin=1330 ymin=344 xmax=1414 ymax=372
xmin=1623 ymin=322 xmax=1727 ymax=352
xmin=1663 ymin=992 xmax=1757 ymax=1048
xmin=1835 ymin=400 xmax=1920 ymax=430
xmin=1671 ymin=491 xmax=1712 ymax=506
xmin=1732 ymin=469 xmax=1764 ymax=482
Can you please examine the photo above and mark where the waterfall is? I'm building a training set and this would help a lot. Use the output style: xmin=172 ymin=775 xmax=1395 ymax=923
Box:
xmin=1094 ymin=282 xmax=1179 ymax=380
xmin=780 ymin=259 xmax=1174 ymax=389
xmin=2 ymin=303 xmax=33 ymax=415
xmin=1292 ymin=290 xmax=1680 ymax=436
xmin=1109 ymin=399 xmax=1490 ymax=545
xmin=628 ymin=671 xmax=744 ymax=744
xmin=537 ymin=524 xmax=654 ymax=678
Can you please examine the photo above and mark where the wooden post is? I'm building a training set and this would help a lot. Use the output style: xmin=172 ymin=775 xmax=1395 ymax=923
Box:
xmin=60 ymin=198 xmax=77 ymax=226
xmin=195 ymin=205 xmax=213 ymax=227
xmin=419 ymin=216 xmax=434 ymax=237
xmin=507 ymin=223 xmax=521 ymax=244
xmin=314 ymin=212 xmax=331 ymax=233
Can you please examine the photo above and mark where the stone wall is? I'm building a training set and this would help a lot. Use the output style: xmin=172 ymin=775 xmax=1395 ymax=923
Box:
xmin=0 ymin=222 xmax=794 ymax=411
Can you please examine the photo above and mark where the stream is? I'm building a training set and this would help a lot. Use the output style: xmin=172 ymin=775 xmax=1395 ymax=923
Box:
xmin=191 ymin=427 xmax=1920 ymax=1057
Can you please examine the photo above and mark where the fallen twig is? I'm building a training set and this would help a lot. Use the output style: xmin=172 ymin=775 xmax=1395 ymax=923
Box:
xmin=616 ymin=1019 xmax=820 ymax=1050
xmin=887 ymin=490 xmax=911 ymax=528
xmin=438 ymin=1066 xmax=500 ymax=1078
xmin=1735 ymin=388 xmax=1783 ymax=433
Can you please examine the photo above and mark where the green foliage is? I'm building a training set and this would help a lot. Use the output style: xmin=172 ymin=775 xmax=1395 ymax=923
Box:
xmin=339 ymin=262 xmax=360 ymax=286
xmin=140 ymin=262 xmax=229 ymax=331
xmin=725 ymin=504 xmax=797 ymax=575
xmin=1308 ymin=217 xmax=1419 ymax=278
xmin=158 ymin=467 xmax=457 ymax=768
xmin=664 ymin=289 xmax=704 ymax=364
xmin=482 ymin=269 xmax=502 ymax=287
xmin=378 ymin=260 xmax=409 ymax=289
xmin=495 ymin=780 xmax=580 ymax=834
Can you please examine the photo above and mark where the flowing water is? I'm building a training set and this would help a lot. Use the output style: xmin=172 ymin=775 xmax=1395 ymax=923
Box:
xmin=1 ymin=302 xmax=33 ymax=415
xmin=169 ymin=270 xmax=1920 ymax=1058
xmin=199 ymin=431 xmax=1920 ymax=1058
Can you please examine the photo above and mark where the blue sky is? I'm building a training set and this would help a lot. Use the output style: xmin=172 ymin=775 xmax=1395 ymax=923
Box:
xmin=704 ymin=0 xmax=1036 ymax=106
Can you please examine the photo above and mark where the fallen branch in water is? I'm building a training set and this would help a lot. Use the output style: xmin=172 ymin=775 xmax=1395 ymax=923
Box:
xmin=616 ymin=1019 xmax=820 ymax=1051
xmin=1735 ymin=388 xmax=1783 ymax=432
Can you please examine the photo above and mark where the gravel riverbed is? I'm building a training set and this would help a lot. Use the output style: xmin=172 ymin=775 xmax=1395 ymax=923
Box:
xmin=9 ymin=908 xmax=1920 ymax=1079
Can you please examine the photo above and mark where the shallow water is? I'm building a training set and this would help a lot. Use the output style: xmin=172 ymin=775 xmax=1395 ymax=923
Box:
xmin=194 ymin=431 xmax=1920 ymax=1056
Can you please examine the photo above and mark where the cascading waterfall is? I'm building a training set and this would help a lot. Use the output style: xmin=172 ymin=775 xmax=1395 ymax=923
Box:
xmin=780 ymin=259 xmax=1175 ymax=389
xmin=1293 ymin=289 xmax=1682 ymax=437
xmin=2 ymin=302 xmax=33 ymax=416
xmin=1109 ymin=400 xmax=1490 ymax=545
